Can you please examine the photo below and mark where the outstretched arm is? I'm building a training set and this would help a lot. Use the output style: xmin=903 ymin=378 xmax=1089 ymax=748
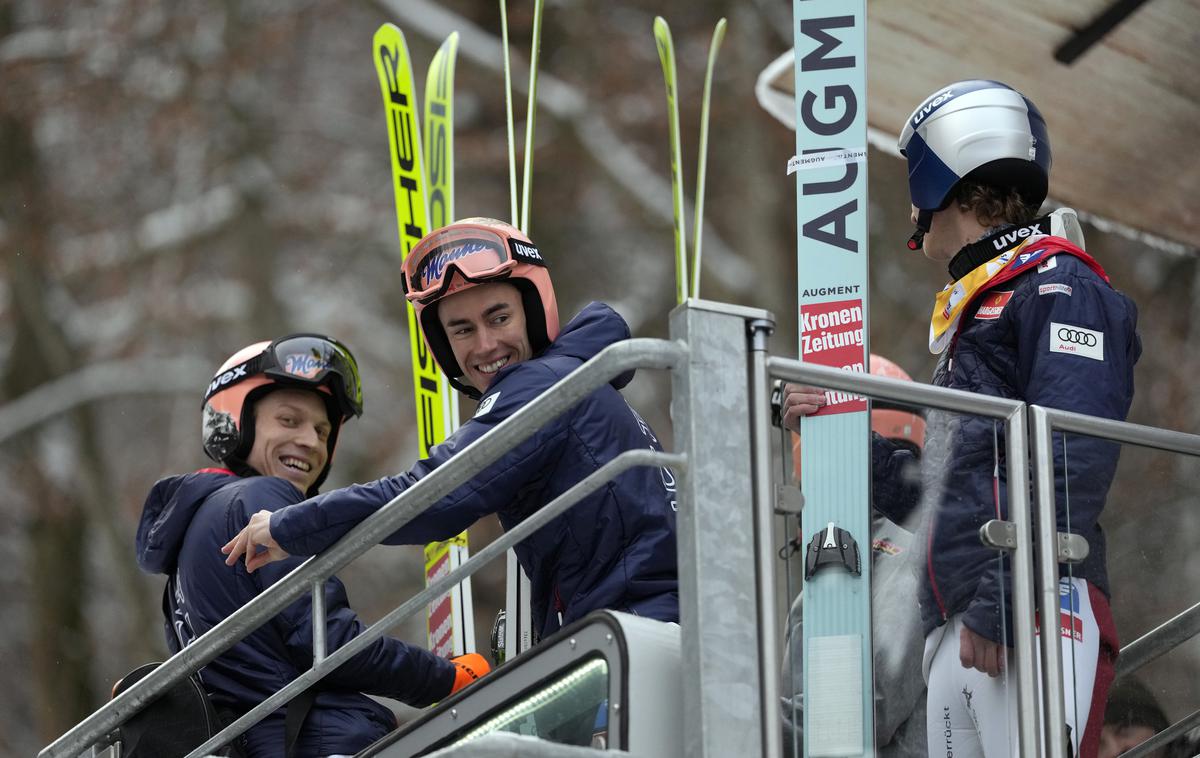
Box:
xmin=222 ymin=510 xmax=288 ymax=572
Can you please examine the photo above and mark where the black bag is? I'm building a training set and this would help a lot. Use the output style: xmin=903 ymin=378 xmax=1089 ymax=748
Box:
xmin=111 ymin=662 xmax=245 ymax=758
xmin=109 ymin=579 xmax=314 ymax=757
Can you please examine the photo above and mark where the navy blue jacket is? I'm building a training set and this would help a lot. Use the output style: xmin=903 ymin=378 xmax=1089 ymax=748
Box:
xmin=270 ymin=302 xmax=679 ymax=639
xmin=875 ymin=236 xmax=1141 ymax=643
xmin=136 ymin=472 xmax=455 ymax=758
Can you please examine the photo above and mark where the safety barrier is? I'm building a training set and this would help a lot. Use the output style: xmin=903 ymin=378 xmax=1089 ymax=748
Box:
xmin=41 ymin=300 xmax=1200 ymax=758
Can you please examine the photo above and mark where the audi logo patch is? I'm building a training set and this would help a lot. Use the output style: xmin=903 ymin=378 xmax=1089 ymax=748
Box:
xmin=1049 ymin=322 xmax=1104 ymax=361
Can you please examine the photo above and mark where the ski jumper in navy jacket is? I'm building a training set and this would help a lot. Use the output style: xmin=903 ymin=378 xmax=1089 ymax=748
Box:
xmin=137 ymin=472 xmax=455 ymax=758
xmin=873 ymin=224 xmax=1141 ymax=645
xmin=269 ymin=302 xmax=679 ymax=640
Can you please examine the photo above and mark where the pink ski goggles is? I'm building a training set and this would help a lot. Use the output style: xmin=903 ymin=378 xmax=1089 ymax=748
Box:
xmin=401 ymin=223 xmax=544 ymax=305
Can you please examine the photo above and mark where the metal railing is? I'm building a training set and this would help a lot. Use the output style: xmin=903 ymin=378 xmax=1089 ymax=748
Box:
xmin=764 ymin=357 xmax=1041 ymax=758
xmin=1029 ymin=407 xmax=1200 ymax=758
xmin=40 ymin=338 xmax=686 ymax=758
xmin=41 ymin=301 xmax=1200 ymax=758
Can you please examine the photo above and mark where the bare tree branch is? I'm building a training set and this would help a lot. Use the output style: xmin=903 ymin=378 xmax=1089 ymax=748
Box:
xmin=0 ymin=358 xmax=211 ymax=444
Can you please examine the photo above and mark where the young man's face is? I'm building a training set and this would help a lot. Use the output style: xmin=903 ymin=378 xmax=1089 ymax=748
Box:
xmin=246 ymin=388 xmax=331 ymax=494
xmin=437 ymin=281 xmax=533 ymax=391
xmin=912 ymin=204 xmax=973 ymax=263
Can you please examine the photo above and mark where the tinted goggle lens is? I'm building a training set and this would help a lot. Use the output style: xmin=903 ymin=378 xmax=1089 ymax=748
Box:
xmin=403 ymin=228 xmax=517 ymax=303
xmin=268 ymin=336 xmax=364 ymax=417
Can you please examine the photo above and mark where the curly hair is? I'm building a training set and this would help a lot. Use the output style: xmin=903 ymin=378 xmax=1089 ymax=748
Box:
xmin=951 ymin=181 xmax=1040 ymax=229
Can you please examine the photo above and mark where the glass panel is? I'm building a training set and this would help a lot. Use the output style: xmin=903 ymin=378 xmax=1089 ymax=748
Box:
xmin=450 ymin=657 xmax=610 ymax=749
xmin=1063 ymin=433 xmax=1200 ymax=756
xmin=776 ymin=396 xmax=1003 ymax=757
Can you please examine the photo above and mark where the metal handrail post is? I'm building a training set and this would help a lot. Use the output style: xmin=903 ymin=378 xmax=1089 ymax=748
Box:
xmin=749 ymin=318 xmax=782 ymax=758
xmin=311 ymin=581 xmax=326 ymax=663
xmin=1030 ymin=406 xmax=1069 ymax=758
xmin=671 ymin=300 xmax=774 ymax=758
xmin=1009 ymin=404 xmax=1043 ymax=758
xmin=40 ymin=338 xmax=685 ymax=758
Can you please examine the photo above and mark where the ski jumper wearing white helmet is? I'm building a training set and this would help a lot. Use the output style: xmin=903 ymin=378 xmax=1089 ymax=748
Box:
xmin=897 ymin=80 xmax=1052 ymax=251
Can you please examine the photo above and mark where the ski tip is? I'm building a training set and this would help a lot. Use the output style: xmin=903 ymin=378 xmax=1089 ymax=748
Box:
xmin=373 ymin=22 xmax=403 ymax=42
xmin=712 ymin=18 xmax=728 ymax=44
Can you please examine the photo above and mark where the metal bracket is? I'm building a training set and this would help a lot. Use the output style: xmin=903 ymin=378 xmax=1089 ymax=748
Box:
xmin=774 ymin=483 xmax=804 ymax=515
xmin=805 ymin=522 xmax=861 ymax=579
xmin=978 ymin=519 xmax=1091 ymax=564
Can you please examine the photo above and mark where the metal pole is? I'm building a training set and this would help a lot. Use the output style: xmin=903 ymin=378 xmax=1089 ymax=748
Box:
xmin=311 ymin=581 xmax=326 ymax=663
xmin=671 ymin=299 xmax=774 ymax=758
xmin=1007 ymin=405 xmax=1043 ymax=758
xmin=749 ymin=318 xmax=782 ymax=758
xmin=1030 ymin=406 xmax=1067 ymax=758
xmin=1118 ymin=600 xmax=1200 ymax=676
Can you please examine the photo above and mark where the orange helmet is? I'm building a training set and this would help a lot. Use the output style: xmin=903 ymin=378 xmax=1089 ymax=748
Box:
xmin=867 ymin=354 xmax=925 ymax=452
xmin=402 ymin=218 xmax=559 ymax=396
xmin=790 ymin=353 xmax=926 ymax=476
xmin=202 ymin=334 xmax=363 ymax=493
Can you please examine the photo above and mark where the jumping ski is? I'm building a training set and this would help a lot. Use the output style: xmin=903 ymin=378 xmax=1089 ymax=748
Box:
xmin=791 ymin=2 xmax=874 ymax=756
xmin=499 ymin=0 xmax=546 ymax=662
xmin=373 ymin=23 xmax=474 ymax=659
xmin=654 ymin=17 xmax=727 ymax=302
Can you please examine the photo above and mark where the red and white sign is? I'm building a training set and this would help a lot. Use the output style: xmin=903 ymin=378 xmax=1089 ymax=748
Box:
xmin=800 ymin=298 xmax=867 ymax=415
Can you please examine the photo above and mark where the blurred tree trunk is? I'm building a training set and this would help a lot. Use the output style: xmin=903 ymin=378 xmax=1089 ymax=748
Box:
xmin=1 ymin=117 xmax=98 ymax=739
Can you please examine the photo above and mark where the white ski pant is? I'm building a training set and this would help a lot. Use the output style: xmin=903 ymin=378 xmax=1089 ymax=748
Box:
xmin=923 ymin=577 xmax=1117 ymax=758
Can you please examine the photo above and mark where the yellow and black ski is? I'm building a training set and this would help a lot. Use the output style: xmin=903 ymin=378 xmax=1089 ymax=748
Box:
xmin=373 ymin=24 xmax=474 ymax=658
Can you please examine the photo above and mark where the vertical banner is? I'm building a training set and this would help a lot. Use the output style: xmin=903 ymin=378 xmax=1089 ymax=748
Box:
xmin=792 ymin=2 xmax=874 ymax=756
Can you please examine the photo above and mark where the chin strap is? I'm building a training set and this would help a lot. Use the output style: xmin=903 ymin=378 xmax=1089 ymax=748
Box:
xmin=907 ymin=209 xmax=933 ymax=250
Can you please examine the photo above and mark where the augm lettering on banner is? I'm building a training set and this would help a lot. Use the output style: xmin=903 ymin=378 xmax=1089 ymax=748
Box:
xmin=800 ymin=298 xmax=867 ymax=415
xmin=795 ymin=14 xmax=863 ymax=255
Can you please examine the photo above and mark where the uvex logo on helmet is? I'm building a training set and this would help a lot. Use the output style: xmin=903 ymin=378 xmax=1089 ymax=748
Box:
xmin=911 ymin=87 xmax=955 ymax=128
xmin=207 ymin=365 xmax=247 ymax=396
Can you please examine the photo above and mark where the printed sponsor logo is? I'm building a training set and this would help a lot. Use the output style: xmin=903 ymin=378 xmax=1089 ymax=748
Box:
xmin=799 ymin=298 xmax=867 ymax=414
xmin=420 ymin=241 xmax=492 ymax=287
xmin=786 ymin=147 xmax=867 ymax=175
xmin=1039 ymin=283 xmax=1072 ymax=297
xmin=282 ymin=353 xmax=330 ymax=379
xmin=1037 ymin=256 xmax=1058 ymax=273
xmin=475 ymin=391 xmax=500 ymax=417
xmin=1010 ymin=247 xmax=1047 ymax=271
xmin=511 ymin=240 xmax=543 ymax=261
xmin=207 ymin=364 xmax=248 ymax=395
xmin=943 ymin=705 xmax=954 ymax=756
xmin=974 ymin=290 xmax=1013 ymax=320
xmin=796 ymin=13 xmax=864 ymax=255
xmin=801 ymin=284 xmax=861 ymax=297
xmin=1059 ymin=581 xmax=1084 ymax=642
xmin=912 ymin=87 xmax=955 ymax=128
xmin=991 ymin=223 xmax=1044 ymax=251
xmin=1050 ymin=322 xmax=1104 ymax=361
